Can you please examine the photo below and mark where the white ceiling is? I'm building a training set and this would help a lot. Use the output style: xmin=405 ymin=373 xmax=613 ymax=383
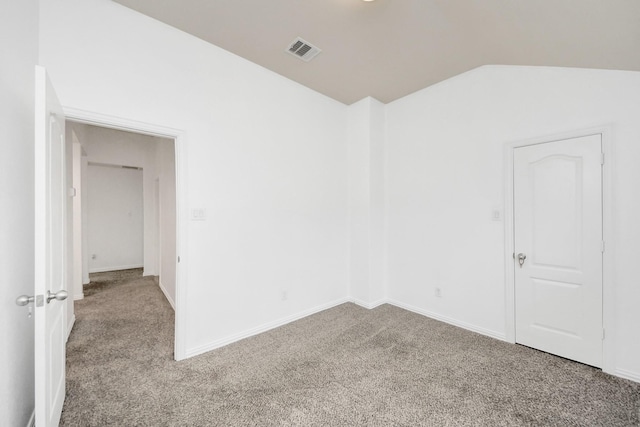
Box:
xmin=113 ymin=0 xmax=640 ymax=105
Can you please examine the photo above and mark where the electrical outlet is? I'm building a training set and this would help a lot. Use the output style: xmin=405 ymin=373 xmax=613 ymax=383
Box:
xmin=435 ymin=287 xmax=442 ymax=298
xmin=91 ymin=254 xmax=97 ymax=260
xmin=190 ymin=208 xmax=207 ymax=221
xmin=281 ymin=290 xmax=288 ymax=301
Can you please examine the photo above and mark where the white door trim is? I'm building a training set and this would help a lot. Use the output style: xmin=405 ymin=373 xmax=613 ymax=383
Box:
xmin=504 ymin=125 xmax=615 ymax=375
xmin=62 ymin=107 xmax=189 ymax=361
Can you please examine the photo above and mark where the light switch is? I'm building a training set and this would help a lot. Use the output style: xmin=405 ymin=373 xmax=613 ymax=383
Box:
xmin=491 ymin=209 xmax=502 ymax=221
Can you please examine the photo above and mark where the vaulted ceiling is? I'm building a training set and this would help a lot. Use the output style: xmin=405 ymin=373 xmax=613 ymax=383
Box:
xmin=113 ymin=0 xmax=640 ymax=104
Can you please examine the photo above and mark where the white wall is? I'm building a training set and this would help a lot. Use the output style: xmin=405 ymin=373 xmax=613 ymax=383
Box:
xmin=40 ymin=0 xmax=349 ymax=356
xmin=77 ymin=124 xmax=164 ymax=276
xmin=37 ymin=0 xmax=640 ymax=381
xmin=72 ymin=122 xmax=177 ymax=304
xmin=347 ymin=97 xmax=386 ymax=307
xmin=81 ymin=155 xmax=90 ymax=284
xmin=0 ymin=0 xmax=38 ymax=425
xmin=64 ymin=121 xmax=75 ymax=333
xmin=385 ymin=65 xmax=640 ymax=379
xmin=72 ymin=138 xmax=84 ymax=299
xmin=87 ymin=164 xmax=144 ymax=272
xmin=157 ymin=140 xmax=177 ymax=307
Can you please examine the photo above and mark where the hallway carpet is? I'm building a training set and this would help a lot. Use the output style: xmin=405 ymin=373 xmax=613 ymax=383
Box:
xmin=61 ymin=269 xmax=639 ymax=426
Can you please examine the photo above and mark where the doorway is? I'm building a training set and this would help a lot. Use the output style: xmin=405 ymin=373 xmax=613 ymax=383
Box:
xmin=513 ymin=134 xmax=603 ymax=367
xmin=64 ymin=110 xmax=185 ymax=360
xmin=505 ymin=128 xmax=613 ymax=372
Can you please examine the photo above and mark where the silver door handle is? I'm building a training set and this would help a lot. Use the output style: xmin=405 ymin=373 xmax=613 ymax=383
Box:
xmin=517 ymin=253 xmax=527 ymax=268
xmin=16 ymin=295 xmax=35 ymax=306
xmin=47 ymin=290 xmax=68 ymax=303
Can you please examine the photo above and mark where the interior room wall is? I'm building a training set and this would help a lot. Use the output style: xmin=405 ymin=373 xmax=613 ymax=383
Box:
xmin=40 ymin=0 xmax=349 ymax=357
xmin=71 ymin=136 xmax=84 ymax=299
xmin=347 ymin=97 xmax=386 ymax=307
xmin=347 ymin=99 xmax=371 ymax=304
xmin=156 ymin=138 xmax=177 ymax=307
xmin=385 ymin=65 xmax=640 ymax=380
xmin=76 ymin=124 xmax=166 ymax=276
xmin=70 ymin=122 xmax=92 ymax=285
xmin=40 ymin=0 xmax=639 ymax=382
xmin=64 ymin=123 xmax=75 ymax=333
xmin=81 ymin=155 xmax=89 ymax=284
xmin=72 ymin=122 xmax=177 ymax=307
xmin=87 ymin=164 xmax=144 ymax=272
xmin=368 ymin=99 xmax=387 ymax=306
xmin=0 ymin=0 xmax=38 ymax=425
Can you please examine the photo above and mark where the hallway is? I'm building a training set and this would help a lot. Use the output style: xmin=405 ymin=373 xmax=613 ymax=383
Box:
xmin=62 ymin=269 xmax=174 ymax=425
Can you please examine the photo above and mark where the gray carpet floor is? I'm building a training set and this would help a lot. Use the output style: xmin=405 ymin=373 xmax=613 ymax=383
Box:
xmin=61 ymin=269 xmax=640 ymax=426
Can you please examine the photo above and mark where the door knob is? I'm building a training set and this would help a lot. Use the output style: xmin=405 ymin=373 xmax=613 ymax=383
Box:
xmin=47 ymin=289 xmax=68 ymax=303
xmin=517 ymin=253 xmax=527 ymax=268
xmin=15 ymin=295 xmax=35 ymax=306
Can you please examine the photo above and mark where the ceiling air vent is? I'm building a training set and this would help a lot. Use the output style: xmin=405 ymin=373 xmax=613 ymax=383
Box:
xmin=286 ymin=37 xmax=321 ymax=62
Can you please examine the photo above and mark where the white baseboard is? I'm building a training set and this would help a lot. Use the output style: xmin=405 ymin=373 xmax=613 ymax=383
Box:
xmin=178 ymin=291 xmax=637 ymax=384
xmin=184 ymin=297 xmax=506 ymax=360
xmin=614 ymin=368 xmax=640 ymax=383
xmin=89 ymin=264 xmax=143 ymax=273
xmin=158 ymin=281 xmax=175 ymax=310
xmin=384 ymin=300 xmax=638 ymax=383
xmin=386 ymin=299 xmax=507 ymax=342
xmin=185 ymin=297 xmax=350 ymax=359
xmin=74 ymin=293 xmax=84 ymax=301
xmin=26 ymin=410 xmax=35 ymax=427
xmin=67 ymin=314 xmax=76 ymax=341
xmin=350 ymin=297 xmax=387 ymax=310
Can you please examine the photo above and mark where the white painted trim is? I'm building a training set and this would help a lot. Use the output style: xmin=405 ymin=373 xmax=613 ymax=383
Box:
xmin=350 ymin=297 xmax=387 ymax=310
xmin=503 ymin=137 xmax=516 ymax=344
xmin=89 ymin=264 xmax=143 ymax=274
xmin=381 ymin=102 xmax=390 ymax=302
xmin=63 ymin=106 xmax=188 ymax=361
xmin=387 ymin=299 xmax=507 ymax=342
xmin=26 ymin=410 xmax=35 ymax=427
xmin=613 ymin=369 xmax=640 ymax=384
xmin=158 ymin=280 xmax=175 ymax=310
xmin=185 ymin=295 xmax=509 ymax=359
xmin=185 ymin=297 xmax=350 ymax=359
xmin=66 ymin=314 xmax=75 ymax=341
xmin=63 ymin=107 xmax=183 ymax=139
xmin=600 ymin=129 xmax=616 ymax=376
xmin=73 ymin=293 xmax=84 ymax=301
xmin=503 ymin=126 xmax=614 ymax=371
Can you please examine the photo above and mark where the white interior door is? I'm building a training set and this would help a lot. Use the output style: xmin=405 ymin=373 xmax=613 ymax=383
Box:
xmin=34 ymin=65 xmax=68 ymax=427
xmin=514 ymin=134 xmax=603 ymax=367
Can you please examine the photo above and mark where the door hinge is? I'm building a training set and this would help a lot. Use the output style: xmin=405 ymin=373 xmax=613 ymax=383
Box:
xmin=601 ymin=152 xmax=605 ymax=165
xmin=601 ymin=240 xmax=605 ymax=253
xmin=177 ymin=256 xmax=181 ymax=263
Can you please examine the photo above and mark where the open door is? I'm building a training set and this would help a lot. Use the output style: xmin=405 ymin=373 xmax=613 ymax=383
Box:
xmin=34 ymin=65 xmax=68 ymax=426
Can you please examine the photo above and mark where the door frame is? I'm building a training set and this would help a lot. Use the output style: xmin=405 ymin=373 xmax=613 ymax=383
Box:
xmin=503 ymin=125 xmax=615 ymax=375
xmin=63 ymin=106 xmax=189 ymax=361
